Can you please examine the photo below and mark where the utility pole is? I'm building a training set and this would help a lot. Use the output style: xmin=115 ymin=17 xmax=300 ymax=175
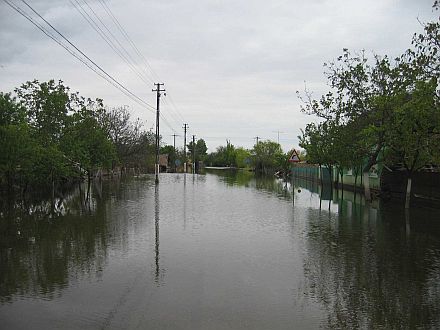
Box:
xmin=254 ymin=136 xmax=260 ymax=145
xmin=183 ymin=123 xmax=189 ymax=173
xmin=152 ymin=83 xmax=165 ymax=184
xmin=172 ymin=134 xmax=178 ymax=152
xmin=172 ymin=134 xmax=178 ymax=172
xmin=272 ymin=130 xmax=285 ymax=144
xmin=192 ymin=135 xmax=196 ymax=174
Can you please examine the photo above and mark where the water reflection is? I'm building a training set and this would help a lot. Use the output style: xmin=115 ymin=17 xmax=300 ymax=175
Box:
xmin=303 ymin=197 xmax=440 ymax=329
xmin=154 ymin=184 xmax=161 ymax=284
xmin=0 ymin=178 xmax=155 ymax=303
xmin=0 ymin=184 xmax=107 ymax=302
xmin=1 ymin=172 xmax=440 ymax=329
xmin=208 ymin=169 xmax=293 ymax=200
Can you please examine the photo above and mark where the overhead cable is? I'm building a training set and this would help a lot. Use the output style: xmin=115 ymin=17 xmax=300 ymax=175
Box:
xmin=10 ymin=0 xmax=156 ymax=112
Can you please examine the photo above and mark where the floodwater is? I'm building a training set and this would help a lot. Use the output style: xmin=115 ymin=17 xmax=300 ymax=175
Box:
xmin=1 ymin=171 xmax=440 ymax=329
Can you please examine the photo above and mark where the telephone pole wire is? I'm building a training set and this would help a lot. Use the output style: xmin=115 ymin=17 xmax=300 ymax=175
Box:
xmin=152 ymin=83 xmax=165 ymax=184
xmin=272 ymin=131 xmax=285 ymax=144
xmin=183 ymin=124 xmax=189 ymax=172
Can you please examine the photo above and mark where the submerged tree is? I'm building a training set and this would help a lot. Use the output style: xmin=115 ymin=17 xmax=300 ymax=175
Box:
xmin=0 ymin=80 xmax=154 ymax=191
xmin=206 ymin=140 xmax=237 ymax=167
xmin=298 ymin=3 xmax=440 ymax=206
xmin=384 ymin=79 xmax=440 ymax=208
xmin=252 ymin=140 xmax=285 ymax=174
xmin=187 ymin=138 xmax=208 ymax=162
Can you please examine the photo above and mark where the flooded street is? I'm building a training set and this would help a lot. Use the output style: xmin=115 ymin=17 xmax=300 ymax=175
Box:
xmin=1 ymin=171 xmax=440 ymax=329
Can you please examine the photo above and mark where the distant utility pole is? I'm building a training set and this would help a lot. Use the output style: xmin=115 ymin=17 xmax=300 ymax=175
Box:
xmin=153 ymin=83 xmax=165 ymax=184
xmin=172 ymin=134 xmax=178 ymax=172
xmin=254 ymin=136 xmax=260 ymax=145
xmin=183 ymin=123 xmax=189 ymax=172
xmin=172 ymin=134 xmax=178 ymax=151
xmin=272 ymin=131 xmax=285 ymax=144
xmin=192 ymin=135 xmax=196 ymax=174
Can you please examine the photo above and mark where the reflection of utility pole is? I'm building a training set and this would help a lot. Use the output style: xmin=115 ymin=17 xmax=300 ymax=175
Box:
xmin=192 ymin=135 xmax=196 ymax=174
xmin=154 ymin=185 xmax=160 ymax=283
xmin=153 ymin=83 xmax=165 ymax=184
xmin=183 ymin=124 xmax=189 ymax=172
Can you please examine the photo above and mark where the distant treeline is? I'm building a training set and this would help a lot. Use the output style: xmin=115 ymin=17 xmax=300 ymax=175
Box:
xmin=163 ymin=138 xmax=296 ymax=175
xmin=298 ymin=2 xmax=440 ymax=207
xmin=204 ymin=140 xmax=296 ymax=175
xmin=0 ymin=79 xmax=156 ymax=191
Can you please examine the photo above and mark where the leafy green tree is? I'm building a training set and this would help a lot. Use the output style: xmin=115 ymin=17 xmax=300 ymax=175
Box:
xmin=128 ymin=130 xmax=156 ymax=171
xmin=252 ymin=140 xmax=284 ymax=174
xmin=0 ymin=92 xmax=33 ymax=187
xmin=384 ymin=79 xmax=440 ymax=208
xmin=62 ymin=110 xmax=116 ymax=179
xmin=15 ymin=79 xmax=70 ymax=145
xmin=0 ymin=79 xmax=161 ymax=190
xmin=187 ymin=138 xmax=208 ymax=162
xmin=234 ymin=147 xmax=252 ymax=168
xmin=298 ymin=3 xmax=440 ymax=206
xmin=160 ymin=144 xmax=176 ymax=168
xmin=206 ymin=140 xmax=236 ymax=167
xmin=0 ymin=92 xmax=26 ymax=126
xmin=299 ymin=122 xmax=338 ymax=182
xmin=0 ymin=124 xmax=36 ymax=188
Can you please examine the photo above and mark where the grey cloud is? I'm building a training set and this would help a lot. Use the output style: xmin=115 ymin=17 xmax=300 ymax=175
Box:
xmin=0 ymin=0 xmax=438 ymax=151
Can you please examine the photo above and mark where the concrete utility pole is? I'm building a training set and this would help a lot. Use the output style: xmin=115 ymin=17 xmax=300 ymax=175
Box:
xmin=192 ymin=135 xmax=196 ymax=174
xmin=183 ymin=123 xmax=189 ymax=172
xmin=172 ymin=134 xmax=178 ymax=153
xmin=172 ymin=134 xmax=178 ymax=172
xmin=272 ymin=130 xmax=285 ymax=144
xmin=153 ymin=83 xmax=165 ymax=184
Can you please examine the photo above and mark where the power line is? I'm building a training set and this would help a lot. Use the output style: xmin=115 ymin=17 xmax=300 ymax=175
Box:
xmin=272 ymin=130 xmax=286 ymax=144
xmin=96 ymin=0 xmax=160 ymax=82
xmin=159 ymin=112 xmax=177 ymax=133
xmin=71 ymin=0 xmax=182 ymax=134
xmin=92 ymin=0 xmax=188 ymax=136
xmin=75 ymin=0 xmax=183 ymax=135
xmin=70 ymin=0 xmax=155 ymax=86
xmin=11 ymin=0 xmax=184 ymax=136
xmin=91 ymin=0 xmax=187 ymax=134
xmin=3 ymin=1 xmax=129 ymax=103
xmin=165 ymin=94 xmax=186 ymax=123
xmin=162 ymin=98 xmax=185 ymax=128
xmin=10 ymin=0 xmax=156 ymax=112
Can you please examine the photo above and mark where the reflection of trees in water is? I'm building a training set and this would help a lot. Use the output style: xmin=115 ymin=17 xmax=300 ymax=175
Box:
xmin=292 ymin=177 xmax=320 ymax=196
xmin=303 ymin=203 xmax=440 ymax=328
xmin=0 ymin=178 xmax=152 ymax=302
xmin=214 ymin=170 xmax=293 ymax=200
xmin=214 ymin=169 xmax=254 ymax=187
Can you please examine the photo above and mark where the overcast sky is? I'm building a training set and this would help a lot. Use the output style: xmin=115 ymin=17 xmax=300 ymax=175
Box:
xmin=0 ymin=0 xmax=437 ymax=152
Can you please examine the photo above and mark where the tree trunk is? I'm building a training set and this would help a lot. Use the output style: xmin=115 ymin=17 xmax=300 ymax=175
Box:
xmin=405 ymin=176 xmax=412 ymax=209
xmin=354 ymin=172 xmax=358 ymax=200
xmin=363 ymin=171 xmax=371 ymax=201
xmin=319 ymin=165 xmax=323 ymax=186
xmin=340 ymin=170 xmax=344 ymax=198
